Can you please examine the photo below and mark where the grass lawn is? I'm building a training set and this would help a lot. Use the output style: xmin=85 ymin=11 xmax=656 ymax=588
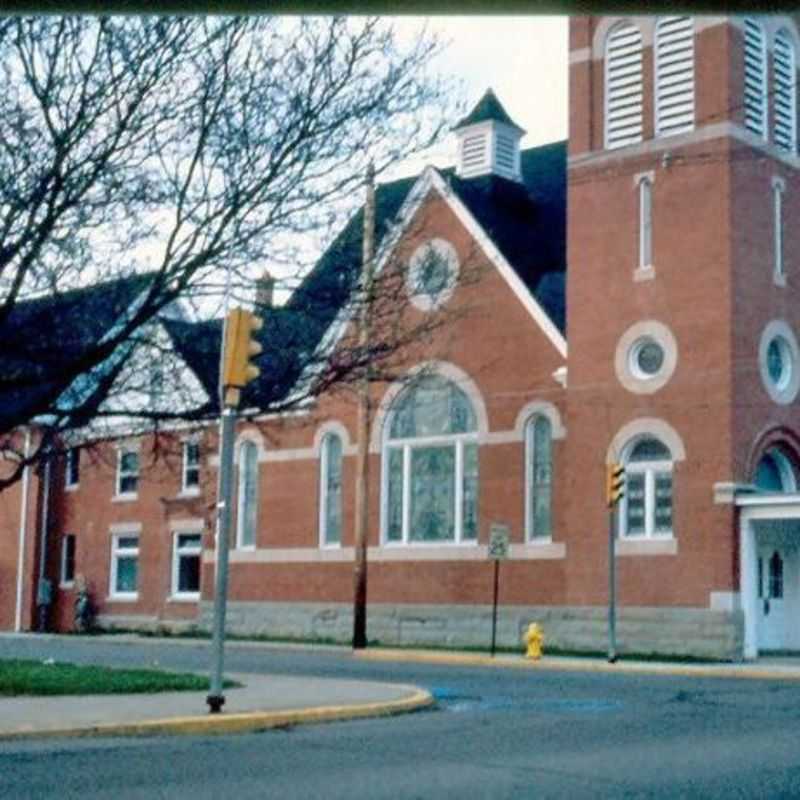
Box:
xmin=0 ymin=659 xmax=238 ymax=697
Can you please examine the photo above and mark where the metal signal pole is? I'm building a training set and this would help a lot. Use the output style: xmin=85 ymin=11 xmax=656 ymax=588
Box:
xmin=207 ymin=309 xmax=263 ymax=713
xmin=352 ymin=162 xmax=376 ymax=650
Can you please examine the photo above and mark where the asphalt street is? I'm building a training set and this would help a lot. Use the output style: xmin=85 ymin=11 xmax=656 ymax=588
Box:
xmin=2 ymin=636 xmax=800 ymax=799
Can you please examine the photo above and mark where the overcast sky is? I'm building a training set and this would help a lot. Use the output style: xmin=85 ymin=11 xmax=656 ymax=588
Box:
xmin=388 ymin=16 xmax=569 ymax=177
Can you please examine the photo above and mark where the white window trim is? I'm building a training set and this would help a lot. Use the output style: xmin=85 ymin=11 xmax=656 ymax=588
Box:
xmin=634 ymin=171 xmax=655 ymax=275
xmin=381 ymin=430 xmax=479 ymax=547
xmin=170 ymin=530 xmax=202 ymax=601
xmin=524 ymin=416 xmax=553 ymax=543
xmin=114 ymin=446 xmax=139 ymax=500
xmin=60 ymin=534 xmax=76 ymax=588
xmin=65 ymin=448 xmax=79 ymax=491
xmin=236 ymin=440 xmax=259 ymax=549
xmin=109 ymin=533 xmax=139 ymax=601
xmin=758 ymin=320 xmax=800 ymax=405
xmin=180 ymin=439 xmax=201 ymax=496
xmin=614 ymin=320 xmax=679 ymax=395
xmin=619 ymin=446 xmax=675 ymax=540
xmin=773 ymin=176 xmax=786 ymax=285
xmin=318 ymin=433 xmax=343 ymax=549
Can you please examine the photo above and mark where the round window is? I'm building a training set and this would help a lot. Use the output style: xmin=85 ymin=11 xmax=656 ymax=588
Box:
xmin=759 ymin=321 xmax=800 ymax=405
xmin=407 ymin=239 xmax=459 ymax=310
xmin=767 ymin=337 xmax=792 ymax=391
xmin=628 ymin=337 xmax=665 ymax=380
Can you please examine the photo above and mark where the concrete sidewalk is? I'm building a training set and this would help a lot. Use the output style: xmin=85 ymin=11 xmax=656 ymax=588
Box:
xmin=0 ymin=672 xmax=432 ymax=741
xmin=355 ymin=647 xmax=800 ymax=680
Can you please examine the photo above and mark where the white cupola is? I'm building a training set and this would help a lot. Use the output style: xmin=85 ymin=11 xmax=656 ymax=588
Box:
xmin=453 ymin=89 xmax=525 ymax=182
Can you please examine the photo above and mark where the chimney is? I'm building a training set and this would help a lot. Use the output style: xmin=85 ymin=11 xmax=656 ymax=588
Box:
xmin=255 ymin=269 xmax=275 ymax=309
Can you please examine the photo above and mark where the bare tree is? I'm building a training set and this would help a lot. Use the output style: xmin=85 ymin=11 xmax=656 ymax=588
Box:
xmin=0 ymin=15 xmax=461 ymax=483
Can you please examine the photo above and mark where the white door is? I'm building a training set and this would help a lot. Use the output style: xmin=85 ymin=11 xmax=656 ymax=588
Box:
xmin=757 ymin=548 xmax=786 ymax=651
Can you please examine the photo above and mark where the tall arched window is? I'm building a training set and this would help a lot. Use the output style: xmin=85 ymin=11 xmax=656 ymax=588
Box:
xmin=655 ymin=16 xmax=695 ymax=137
xmin=638 ymin=175 xmax=653 ymax=269
xmin=319 ymin=433 xmax=343 ymax=546
xmin=605 ymin=22 xmax=643 ymax=150
xmin=744 ymin=18 xmax=767 ymax=140
xmin=621 ymin=437 xmax=673 ymax=538
xmin=236 ymin=440 xmax=259 ymax=548
xmin=384 ymin=375 xmax=478 ymax=544
xmin=774 ymin=29 xmax=797 ymax=153
xmin=525 ymin=415 xmax=552 ymax=541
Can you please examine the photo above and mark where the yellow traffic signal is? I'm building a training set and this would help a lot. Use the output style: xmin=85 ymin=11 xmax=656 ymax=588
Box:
xmin=222 ymin=307 xmax=263 ymax=390
xmin=606 ymin=463 xmax=625 ymax=508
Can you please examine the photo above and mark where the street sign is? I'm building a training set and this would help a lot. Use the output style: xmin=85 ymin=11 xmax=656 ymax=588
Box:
xmin=488 ymin=523 xmax=510 ymax=560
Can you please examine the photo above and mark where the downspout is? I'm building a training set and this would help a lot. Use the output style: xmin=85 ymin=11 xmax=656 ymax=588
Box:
xmin=14 ymin=429 xmax=32 ymax=632
xmin=36 ymin=453 xmax=52 ymax=633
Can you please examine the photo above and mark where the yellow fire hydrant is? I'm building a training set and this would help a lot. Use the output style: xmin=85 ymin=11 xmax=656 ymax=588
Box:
xmin=525 ymin=623 xmax=544 ymax=660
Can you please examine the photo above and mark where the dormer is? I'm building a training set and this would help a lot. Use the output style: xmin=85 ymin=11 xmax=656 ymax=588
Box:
xmin=453 ymin=89 xmax=525 ymax=182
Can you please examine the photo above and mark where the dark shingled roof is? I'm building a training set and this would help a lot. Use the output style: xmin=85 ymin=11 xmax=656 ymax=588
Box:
xmin=2 ymin=138 xmax=567 ymax=425
xmin=454 ymin=88 xmax=525 ymax=133
xmin=0 ymin=272 xmax=154 ymax=430
xmin=168 ymin=138 xmax=567 ymax=410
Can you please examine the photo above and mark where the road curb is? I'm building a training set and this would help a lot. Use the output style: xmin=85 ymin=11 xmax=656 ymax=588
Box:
xmin=354 ymin=648 xmax=800 ymax=681
xmin=0 ymin=687 xmax=434 ymax=742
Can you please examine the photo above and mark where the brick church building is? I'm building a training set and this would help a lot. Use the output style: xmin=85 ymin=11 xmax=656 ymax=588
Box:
xmin=3 ymin=15 xmax=800 ymax=660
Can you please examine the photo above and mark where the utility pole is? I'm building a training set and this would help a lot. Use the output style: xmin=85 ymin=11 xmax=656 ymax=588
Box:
xmin=207 ymin=308 xmax=263 ymax=712
xmin=352 ymin=162 xmax=376 ymax=650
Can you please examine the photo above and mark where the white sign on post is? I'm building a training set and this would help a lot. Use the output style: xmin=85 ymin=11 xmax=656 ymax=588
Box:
xmin=488 ymin=523 xmax=510 ymax=560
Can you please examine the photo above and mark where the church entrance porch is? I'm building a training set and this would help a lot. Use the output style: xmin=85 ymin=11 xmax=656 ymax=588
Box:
xmin=739 ymin=496 xmax=800 ymax=658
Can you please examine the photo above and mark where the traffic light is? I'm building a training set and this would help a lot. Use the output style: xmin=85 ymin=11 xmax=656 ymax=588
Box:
xmin=606 ymin=463 xmax=625 ymax=508
xmin=222 ymin=307 xmax=263 ymax=391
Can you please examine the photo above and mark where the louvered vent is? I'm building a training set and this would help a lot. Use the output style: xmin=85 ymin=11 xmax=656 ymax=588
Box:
xmin=744 ymin=18 xmax=767 ymax=139
xmin=605 ymin=23 xmax=643 ymax=150
xmin=655 ymin=17 xmax=695 ymax=137
xmin=774 ymin=30 xmax=797 ymax=153
xmin=495 ymin=133 xmax=515 ymax=174
xmin=461 ymin=134 xmax=487 ymax=174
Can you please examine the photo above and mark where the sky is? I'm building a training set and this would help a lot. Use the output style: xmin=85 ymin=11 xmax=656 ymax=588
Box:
xmin=387 ymin=16 xmax=569 ymax=178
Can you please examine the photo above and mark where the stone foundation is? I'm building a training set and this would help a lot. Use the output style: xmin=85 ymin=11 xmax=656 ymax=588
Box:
xmin=194 ymin=602 xmax=744 ymax=661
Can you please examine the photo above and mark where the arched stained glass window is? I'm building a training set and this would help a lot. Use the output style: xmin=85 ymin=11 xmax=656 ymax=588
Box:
xmin=236 ymin=440 xmax=259 ymax=548
xmin=319 ymin=433 xmax=343 ymax=546
xmin=384 ymin=375 xmax=479 ymax=544
xmin=525 ymin=416 xmax=553 ymax=540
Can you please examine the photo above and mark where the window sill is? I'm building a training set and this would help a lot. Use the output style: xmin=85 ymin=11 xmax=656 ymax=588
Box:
xmin=177 ymin=488 xmax=201 ymax=499
xmin=616 ymin=537 xmax=677 ymax=556
xmin=633 ymin=264 xmax=655 ymax=282
xmin=168 ymin=594 xmax=200 ymax=603
xmin=112 ymin=493 xmax=138 ymax=504
xmin=59 ymin=581 xmax=75 ymax=589
xmin=65 ymin=484 xmax=79 ymax=493
xmin=107 ymin=594 xmax=139 ymax=603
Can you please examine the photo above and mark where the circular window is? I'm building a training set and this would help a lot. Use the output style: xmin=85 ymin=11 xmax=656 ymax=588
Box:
xmin=629 ymin=337 xmax=665 ymax=379
xmin=615 ymin=321 xmax=678 ymax=395
xmin=407 ymin=239 xmax=459 ymax=310
xmin=759 ymin=321 xmax=800 ymax=405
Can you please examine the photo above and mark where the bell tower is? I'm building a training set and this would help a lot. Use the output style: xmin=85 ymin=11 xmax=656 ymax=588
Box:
xmin=561 ymin=15 xmax=800 ymax=645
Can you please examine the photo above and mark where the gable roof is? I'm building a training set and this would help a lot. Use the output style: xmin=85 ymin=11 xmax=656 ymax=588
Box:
xmin=454 ymin=88 xmax=526 ymax=133
xmin=0 ymin=272 xmax=154 ymax=431
xmin=1 ymin=138 xmax=568 ymax=426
